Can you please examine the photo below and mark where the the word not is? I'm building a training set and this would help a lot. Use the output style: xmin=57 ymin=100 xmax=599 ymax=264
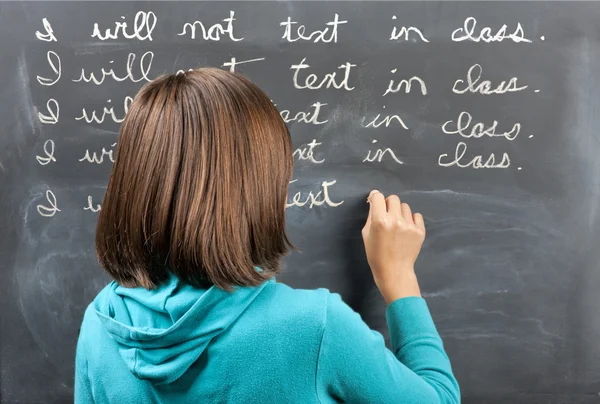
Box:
xmin=36 ymin=139 xmax=56 ymax=165
xmin=291 ymin=58 xmax=356 ymax=91
xmin=293 ymin=139 xmax=325 ymax=164
xmin=37 ymin=189 xmax=61 ymax=217
xmin=76 ymin=97 xmax=133 ymax=124
xmin=84 ymin=196 xmax=101 ymax=213
xmin=38 ymin=99 xmax=59 ymax=124
xmin=362 ymin=108 xmax=409 ymax=130
xmin=390 ymin=16 xmax=429 ymax=42
xmin=442 ymin=111 xmax=521 ymax=141
xmin=453 ymin=64 xmax=527 ymax=95
xmin=452 ymin=17 xmax=532 ymax=43
xmin=92 ymin=11 xmax=157 ymax=41
xmin=280 ymin=102 xmax=329 ymax=125
xmin=363 ymin=140 xmax=403 ymax=164
xmin=73 ymin=51 xmax=154 ymax=84
xmin=178 ymin=10 xmax=243 ymax=41
xmin=280 ymin=13 xmax=347 ymax=43
xmin=79 ymin=143 xmax=117 ymax=164
xmin=438 ymin=141 xmax=510 ymax=169
xmin=35 ymin=18 xmax=57 ymax=42
xmin=287 ymin=179 xmax=344 ymax=209
xmin=383 ymin=69 xmax=427 ymax=96
xmin=37 ymin=51 xmax=61 ymax=86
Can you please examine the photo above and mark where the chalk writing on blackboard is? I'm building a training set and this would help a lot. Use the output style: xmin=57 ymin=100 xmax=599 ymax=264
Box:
xmin=452 ymin=17 xmax=532 ymax=43
xmin=91 ymin=11 xmax=157 ymax=41
xmin=280 ymin=14 xmax=347 ymax=43
xmin=72 ymin=52 xmax=154 ymax=84
xmin=453 ymin=64 xmax=527 ymax=95
xmin=363 ymin=140 xmax=403 ymax=165
xmin=35 ymin=18 xmax=57 ymax=42
xmin=178 ymin=11 xmax=243 ymax=41
xmin=291 ymin=58 xmax=356 ymax=90
xmin=37 ymin=51 xmax=61 ymax=86
xmin=390 ymin=16 xmax=429 ymax=43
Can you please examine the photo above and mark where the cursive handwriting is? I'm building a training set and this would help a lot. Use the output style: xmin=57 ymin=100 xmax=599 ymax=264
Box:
xmin=287 ymin=180 xmax=344 ymax=209
xmin=37 ymin=51 xmax=61 ymax=86
xmin=291 ymin=58 xmax=356 ymax=90
xmin=438 ymin=141 xmax=510 ymax=169
xmin=92 ymin=11 xmax=157 ymax=41
xmin=362 ymin=107 xmax=409 ymax=130
xmin=363 ymin=140 xmax=403 ymax=164
xmin=293 ymin=139 xmax=325 ymax=163
xmin=36 ymin=139 xmax=56 ymax=165
xmin=442 ymin=111 xmax=521 ymax=140
xmin=79 ymin=143 xmax=117 ymax=164
xmin=35 ymin=18 xmax=57 ymax=42
xmin=37 ymin=190 xmax=61 ymax=217
xmin=222 ymin=56 xmax=266 ymax=73
xmin=383 ymin=69 xmax=427 ymax=96
xmin=390 ymin=16 xmax=429 ymax=42
xmin=84 ymin=196 xmax=102 ymax=212
xmin=452 ymin=17 xmax=532 ymax=43
xmin=72 ymin=51 xmax=154 ymax=84
xmin=178 ymin=10 xmax=243 ymax=41
xmin=453 ymin=64 xmax=527 ymax=95
xmin=38 ymin=99 xmax=59 ymax=124
xmin=76 ymin=97 xmax=133 ymax=124
xmin=281 ymin=13 xmax=347 ymax=43
xmin=279 ymin=102 xmax=329 ymax=125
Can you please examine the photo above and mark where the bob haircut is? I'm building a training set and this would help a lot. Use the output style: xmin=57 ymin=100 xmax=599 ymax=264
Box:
xmin=96 ymin=68 xmax=294 ymax=290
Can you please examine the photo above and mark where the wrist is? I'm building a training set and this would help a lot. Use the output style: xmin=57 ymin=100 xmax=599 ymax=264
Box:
xmin=381 ymin=271 xmax=421 ymax=304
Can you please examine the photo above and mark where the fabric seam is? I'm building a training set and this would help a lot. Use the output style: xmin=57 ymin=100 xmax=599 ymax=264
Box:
xmin=314 ymin=291 xmax=329 ymax=404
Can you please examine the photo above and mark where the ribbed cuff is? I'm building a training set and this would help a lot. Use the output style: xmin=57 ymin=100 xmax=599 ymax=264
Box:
xmin=385 ymin=297 xmax=438 ymax=352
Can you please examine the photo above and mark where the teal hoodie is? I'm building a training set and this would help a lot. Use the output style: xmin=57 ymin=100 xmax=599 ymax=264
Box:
xmin=75 ymin=273 xmax=459 ymax=403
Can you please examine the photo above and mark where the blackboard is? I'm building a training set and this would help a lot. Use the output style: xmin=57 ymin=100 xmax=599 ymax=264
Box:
xmin=2 ymin=1 xmax=600 ymax=403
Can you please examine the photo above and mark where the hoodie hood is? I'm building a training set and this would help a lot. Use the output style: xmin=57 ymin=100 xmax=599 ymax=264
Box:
xmin=93 ymin=273 xmax=271 ymax=385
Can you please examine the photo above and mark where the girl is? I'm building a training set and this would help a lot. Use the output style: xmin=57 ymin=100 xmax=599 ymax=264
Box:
xmin=75 ymin=68 xmax=459 ymax=403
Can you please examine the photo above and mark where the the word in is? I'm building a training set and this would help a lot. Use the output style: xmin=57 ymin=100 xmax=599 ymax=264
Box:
xmin=280 ymin=14 xmax=347 ymax=43
xmin=363 ymin=140 xmax=403 ymax=164
xmin=293 ymin=139 xmax=325 ymax=163
xmin=79 ymin=143 xmax=117 ymax=164
xmin=178 ymin=11 xmax=243 ymax=41
xmin=37 ymin=190 xmax=61 ymax=217
xmin=453 ymin=64 xmax=527 ymax=95
xmin=36 ymin=139 xmax=56 ymax=165
xmin=37 ymin=51 xmax=61 ymax=86
xmin=36 ymin=18 xmax=57 ymax=42
xmin=362 ymin=107 xmax=409 ymax=130
xmin=91 ymin=11 xmax=157 ymax=41
xmin=76 ymin=97 xmax=133 ymax=124
xmin=383 ymin=69 xmax=427 ymax=96
xmin=442 ymin=111 xmax=521 ymax=140
xmin=38 ymin=99 xmax=59 ymax=124
xmin=452 ymin=17 xmax=532 ymax=43
xmin=291 ymin=58 xmax=356 ymax=91
xmin=280 ymin=102 xmax=329 ymax=125
xmin=438 ymin=141 xmax=510 ymax=169
xmin=73 ymin=51 xmax=154 ymax=84
xmin=287 ymin=180 xmax=344 ymax=209
xmin=390 ymin=16 xmax=429 ymax=42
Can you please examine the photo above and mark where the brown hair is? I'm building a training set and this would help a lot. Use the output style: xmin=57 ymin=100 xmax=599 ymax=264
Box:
xmin=95 ymin=68 xmax=294 ymax=290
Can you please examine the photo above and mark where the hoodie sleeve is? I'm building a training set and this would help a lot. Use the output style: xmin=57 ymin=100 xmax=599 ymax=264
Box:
xmin=315 ymin=293 xmax=460 ymax=404
xmin=74 ymin=327 xmax=94 ymax=403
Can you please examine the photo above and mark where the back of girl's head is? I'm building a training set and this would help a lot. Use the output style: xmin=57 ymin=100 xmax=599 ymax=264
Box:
xmin=95 ymin=68 xmax=293 ymax=290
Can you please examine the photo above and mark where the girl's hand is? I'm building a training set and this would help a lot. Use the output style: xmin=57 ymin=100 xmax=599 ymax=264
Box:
xmin=362 ymin=190 xmax=426 ymax=304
